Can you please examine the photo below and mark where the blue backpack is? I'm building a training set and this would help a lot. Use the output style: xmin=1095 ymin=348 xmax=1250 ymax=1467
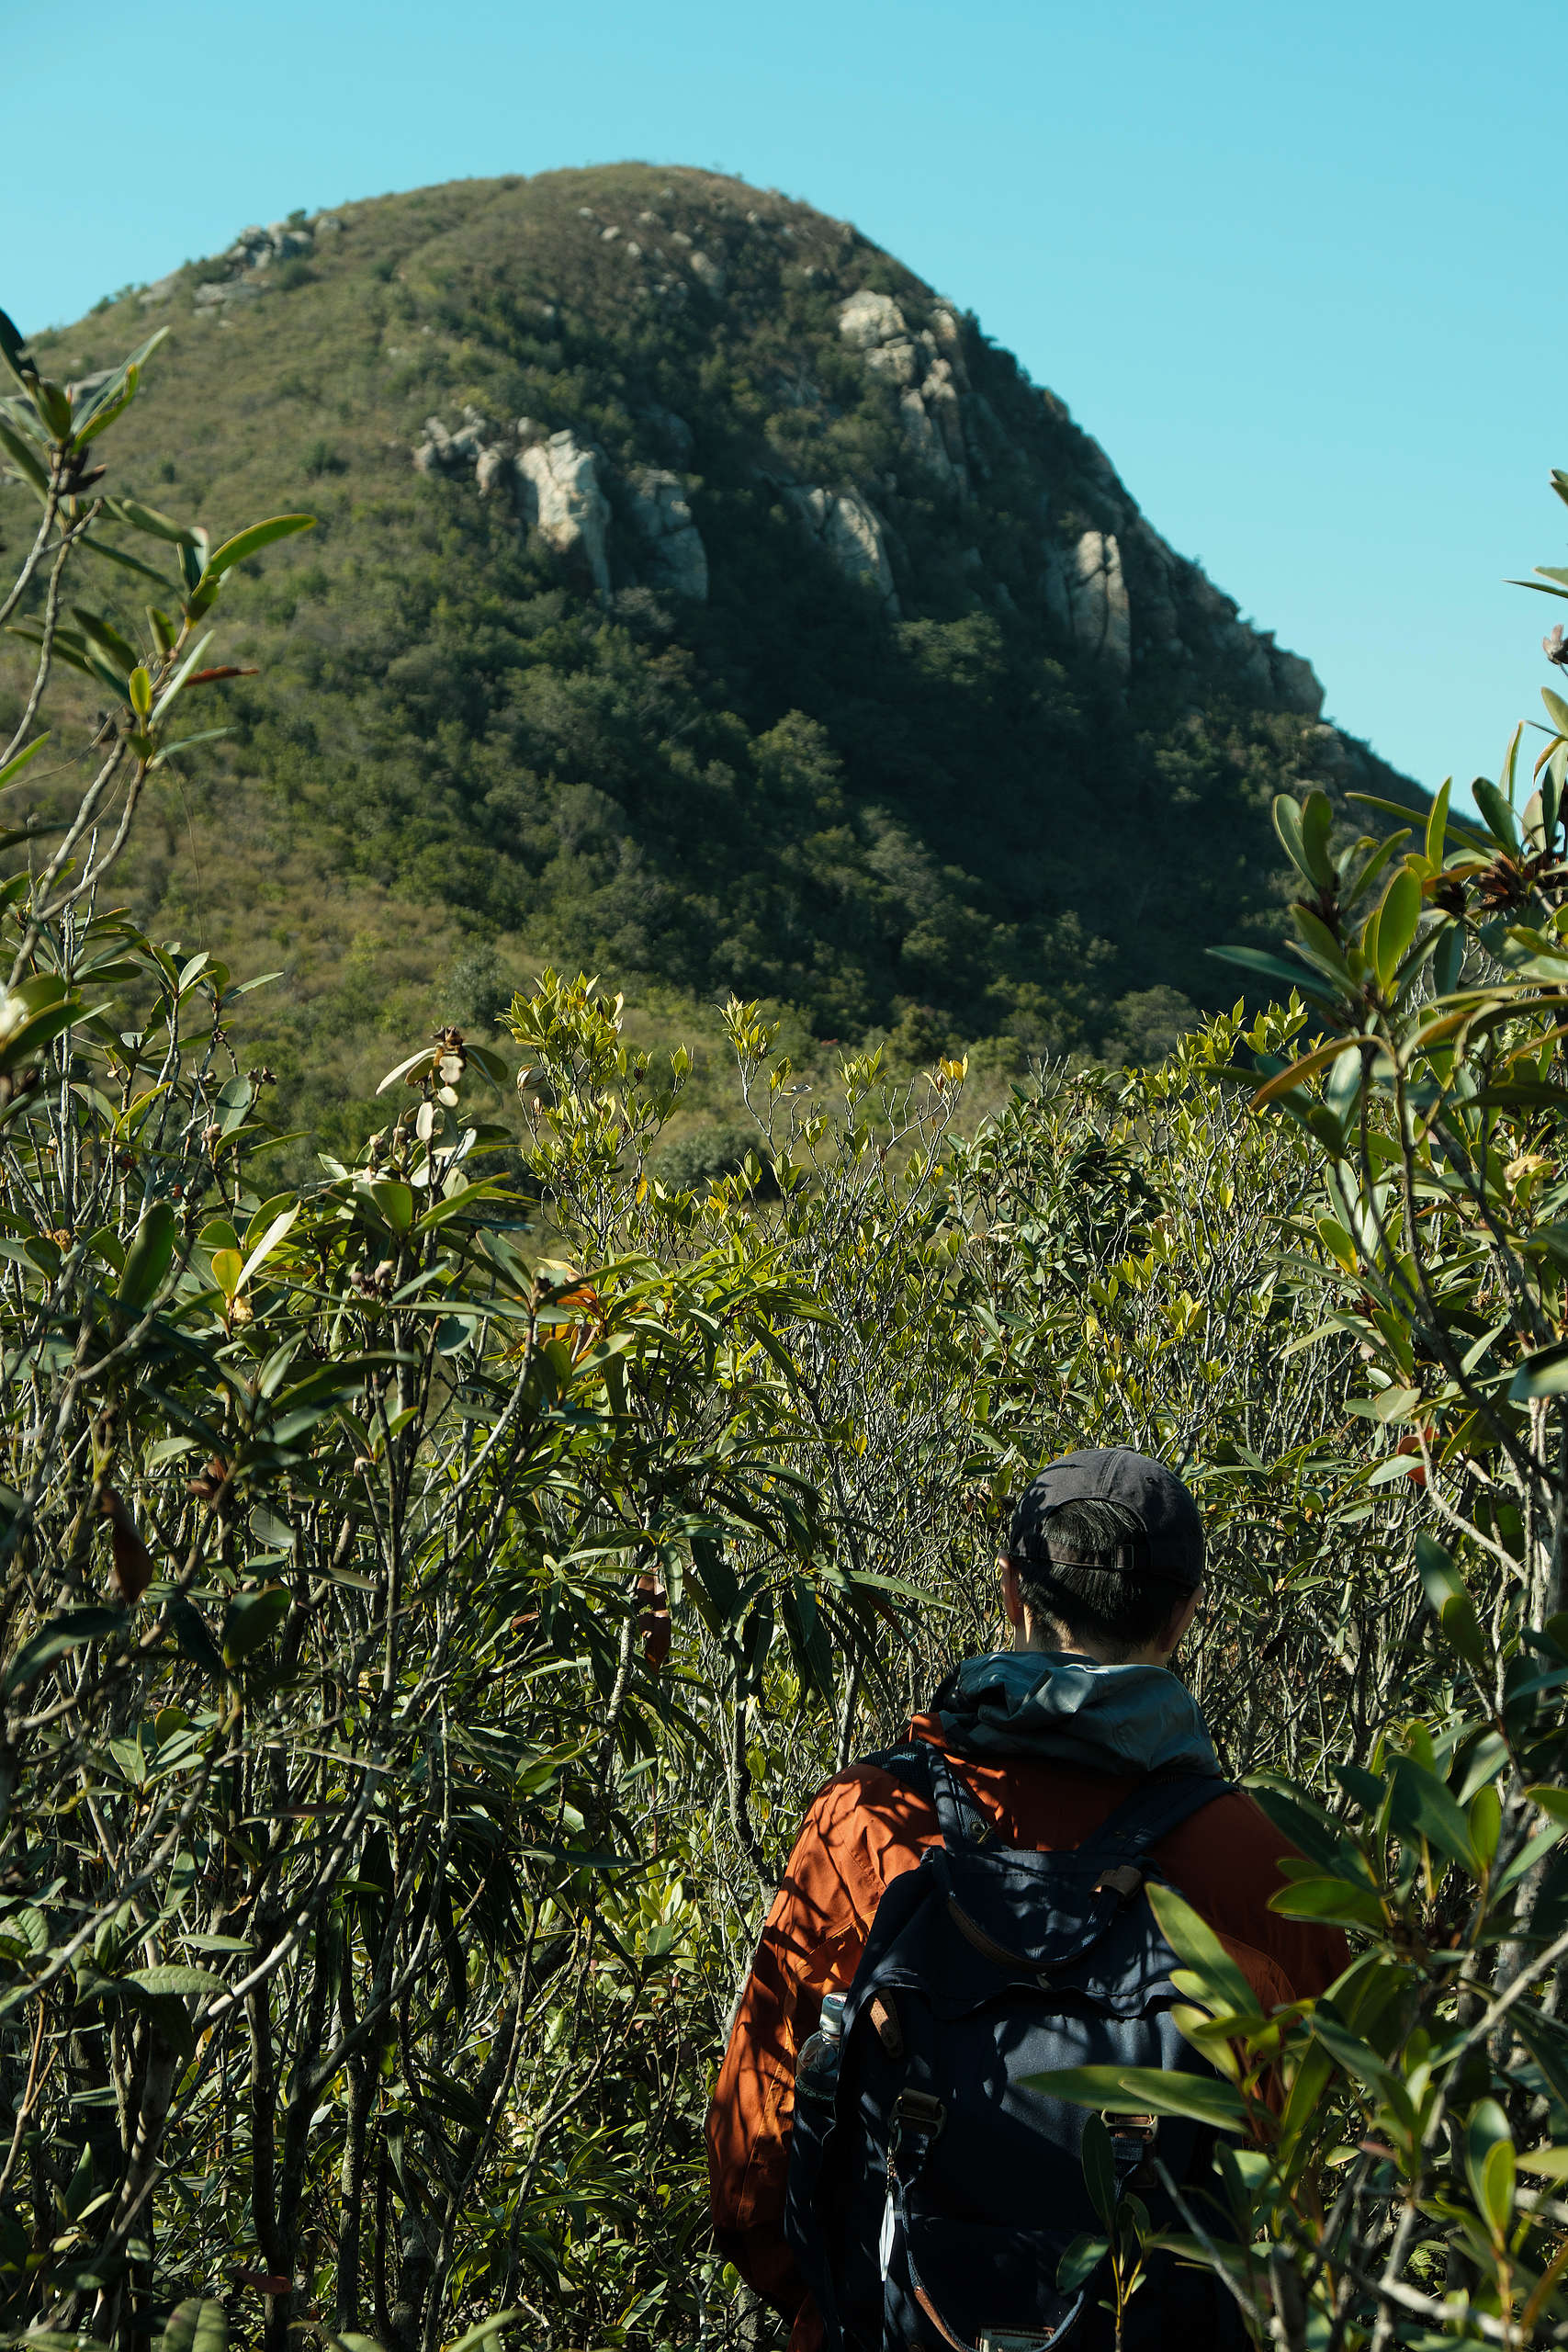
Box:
xmin=783 ymin=1743 xmax=1242 ymax=2351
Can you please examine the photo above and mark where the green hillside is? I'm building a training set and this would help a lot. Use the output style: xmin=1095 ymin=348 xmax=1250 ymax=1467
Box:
xmin=7 ymin=164 xmax=1424 ymax=1134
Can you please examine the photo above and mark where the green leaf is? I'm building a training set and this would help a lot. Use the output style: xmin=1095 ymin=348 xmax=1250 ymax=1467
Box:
xmin=1469 ymin=1784 xmax=1501 ymax=1870
xmin=237 ymin=1204 xmax=299 ymax=1292
xmin=80 ymin=531 xmax=175 ymax=589
xmin=0 ymin=417 xmax=51 ymax=495
xmin=1023 ymin=2064 xmax=1246 ymax=2130
xmin=124 ymin=1964 xmax=222 ymax=1998
xmin=149 ymin=726 xmax=231 ymax=772
xmin=1386 ymin=1756 xmax=1477 ymax=1873
xmin=441 ymin=2318 xmax=522 ymax=2352
xmin=1472 ymin=778 xmax=1521 ymax=854
xmin=1080 ymin=2112 xmax=1117 ymax=2227
xmin=72 ymin=607 xmax=140 ymax=676
xmin=367 ymin=1180 xmax=415 ymax=1234
xmin=82 ymin=644 xmax=133 ymax=704
xmin=149 ymin=628 xmax=215 ymax=726
xmin=1413 ymin=1530 xmax=1488 ymax=1670
xmin=221 ymin=1585 xmax=289 ymax=1667
xmin=376 ymin=1046 xmax=435 ymax=1094
xmin=107 ymin=496 xmax=198 ymax=547
xmin=200 ymin=513 xmax=316 ymax=582
xmin=0 ymin=732 xmax=48 ymax=788
xmin=4 ymin=1605 xmax=123 ymax=1694
xmin=118 ymin=1202 xmax=177 ymax=1311
xmin=1055 ymin=2233 xmax=1109 ymax=2294
xmin=1268 ymin=1876 xmax=1386 ymax=1930
xmin=1425 ymin=776 xmax=1452 ymax=867
xmin=688 ymin=1532 xmax=742 ymax=1624
xmin=162 ymin=2298 xmax=228 ymax=2352
xmin=1307 ymin=2003 xmax=1393 ymax=2088
xmin=0 ymin=303 xmax=33 ymax=388
xmin=1206 ymin=945 xmax=1338 ymax=1010
xmin=6 ymin=616 xmax=93 ymax=674
xmin=209 ymin=1248 xmax=243 ymax=1301
xmin=781 ymin=1577 xmax=834 ymax=1704
xmin=1465 ymin=2100 xmax=1514 ymax=2237
xmin=1250 ymin=1035 xmax=1360 ymax=1108
xmin=1246 ymin=1775 xmax=1372 ymax=1882
xmin=1145 ymin=1881 xmax=1260 ymax=2018
xmin=168 ymin=1594 xmax=225 ymax=1677
xmin=72 ymin=371 xmax=138 ymax=448
xmin=30 ymin=376 xmax=72 ymax=439
xmin=1510 ymin=1340 xmax=1568 ymax=1400
xmin=1374 ymin=865 xmax=1422 ymax=989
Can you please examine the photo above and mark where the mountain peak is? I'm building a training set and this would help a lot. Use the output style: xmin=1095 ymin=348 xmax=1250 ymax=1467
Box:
xmin=12 ymin=165 xmax=1420 ymax=1086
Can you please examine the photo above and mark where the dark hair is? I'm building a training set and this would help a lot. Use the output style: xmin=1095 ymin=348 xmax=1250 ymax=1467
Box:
xmin=1010 ymin=1498 xmax=1191 ymax=1663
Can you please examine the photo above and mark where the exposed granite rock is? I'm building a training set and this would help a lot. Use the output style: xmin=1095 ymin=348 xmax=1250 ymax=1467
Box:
xmin=1269 ymin=645 xmax=1324 ymax=718
xmin=1042 ymin=531 xmax=1130 ymax=676
xmin=840 ymin=289 xmax=969 ymax=496
xmin=897 ymin=387 xmax=949 ymax=478
xmin=928 ymin=305 xmax=970 ymax=388
xmin=839 ymin=288 xmax=908 ymax=350
xmin=412 ymin=407 xmax=505 ymax=477
xmin=519 ymin=429 xmax=612 ymax=602
xmin=787 ymin=484 xmax=899 ymax=614
xmin=395 ymin=229 xmax=1328 ymax=727
xmin=193 ymin=278 xmax=262 ymax=310
xmin=899 ymin=358 xmax=968 ymax=495
xmin=191 ymin=211 xmax=328 ymax=311
xmin=1071 ymin=531 xmax=1131 ymax=676
xmin=1034 ymin=496 xmax=1324 ymax=711
xmin=474 ymin=445 xmax=511 ymax=497
xmin=625 ymin=469 xmax=708 ymax=600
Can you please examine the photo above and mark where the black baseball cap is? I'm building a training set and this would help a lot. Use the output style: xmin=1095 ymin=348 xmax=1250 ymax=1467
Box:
xmin=1007 ymin=1447 xmax=1205 ymax=1590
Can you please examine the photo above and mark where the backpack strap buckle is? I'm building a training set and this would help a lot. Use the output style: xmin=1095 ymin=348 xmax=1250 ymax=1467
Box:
xmin=893 ymin=2088 xmax=948 ymax=2143
xmin=1093 ymin=1863 xmax=1144 ymax=1901
xmin=1105 ymin=2111 xmax=1159 ymax=2188
xmin=887 ymin=2088 xmax=947 ymax=2195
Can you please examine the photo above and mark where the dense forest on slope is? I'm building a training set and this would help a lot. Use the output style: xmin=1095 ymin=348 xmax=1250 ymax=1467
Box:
xmin=6 ymin=164 xmax=1424 ymax=1139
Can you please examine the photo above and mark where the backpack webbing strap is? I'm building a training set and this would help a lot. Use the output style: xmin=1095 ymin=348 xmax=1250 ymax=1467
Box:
xmin=862 ymin=1740 xmax=989 ymax=1853
xmin=1087 ymin=1770 xmax=1235 ymax=1868
xmin=864 ymin=1741 xmax=1232 ymax=1864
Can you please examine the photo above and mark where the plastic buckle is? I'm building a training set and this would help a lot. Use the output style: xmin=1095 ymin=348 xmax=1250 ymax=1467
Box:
xmin=1107 ymin=2111 xmax=1159 ymax=2182
xmin=893 ymin=2088 xmax=948 ymax=2143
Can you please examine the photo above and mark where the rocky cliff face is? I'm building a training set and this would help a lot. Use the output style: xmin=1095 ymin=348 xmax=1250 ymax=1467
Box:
xmin=17 ymin=164 xmax=1423 ymax=1062
xmin=392 ymin=196 xmax=1332 ymax=721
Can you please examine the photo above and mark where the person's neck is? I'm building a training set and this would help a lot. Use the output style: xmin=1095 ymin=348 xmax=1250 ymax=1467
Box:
xmin=1013 ymin=1621 xmax=1168 ymax=1670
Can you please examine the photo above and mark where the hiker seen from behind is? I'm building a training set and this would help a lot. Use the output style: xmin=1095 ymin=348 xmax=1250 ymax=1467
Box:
xmin=706 ymin=1447 xmax=1348 ymax=2350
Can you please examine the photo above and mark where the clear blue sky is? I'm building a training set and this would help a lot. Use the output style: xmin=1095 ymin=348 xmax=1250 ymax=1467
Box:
xmin=6 ymin=0 xmax=1563 ymax=801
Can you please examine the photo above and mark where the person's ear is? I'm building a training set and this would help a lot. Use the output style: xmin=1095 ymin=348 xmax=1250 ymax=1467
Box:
xmin=998 ymin=1555 xmax=1026 ymax=1634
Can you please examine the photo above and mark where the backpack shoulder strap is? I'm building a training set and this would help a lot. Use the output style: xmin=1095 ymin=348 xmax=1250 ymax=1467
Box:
xmin=858 ymin=1739 xmax=989 ymax=1852
xmin=1086 ymin=1770 xmax=1235 ymax=1869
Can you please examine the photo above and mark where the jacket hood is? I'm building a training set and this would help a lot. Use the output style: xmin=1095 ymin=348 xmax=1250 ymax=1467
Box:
xmin=931 ymin=1648 xmax=1222 ymax=1778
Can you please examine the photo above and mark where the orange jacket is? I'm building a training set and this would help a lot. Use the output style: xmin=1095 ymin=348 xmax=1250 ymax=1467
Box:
xmin=705 ymin=1713 xmax=1348 ymax=2347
